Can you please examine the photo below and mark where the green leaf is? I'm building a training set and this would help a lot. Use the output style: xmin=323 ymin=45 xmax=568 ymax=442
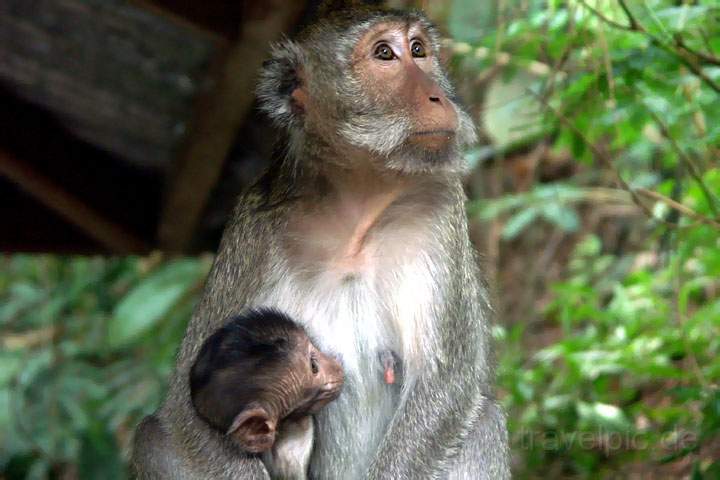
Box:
xmin=0 ymin=353 xmax=23 ymax=386
xmin=78 ymin=424 xmax=125 ymax=480
xmin=448 ymin=0 xmax=496 ymax=42
xmin=502 ymin=207 xmax=540 ymax=239
xmin=569 ymin=350 xmax=624 ymax=379
xmin=575 ymin=235 xmax=602 ymax=257
xmin=704 ymin=460 xmax=720 ymax=479
xmin=472 ymin=194 xmax=526 ymax=219
xmin=576 ymin=401 xmax=633 ymax=432
xmin=108 ymin=259 xmax=203 ymax=349
xmin=540 ymin=203 xmax=580 ymax=232
xmin=654 ymin=6 xmax=710 ymax=31
xmin=463 ymin=146 xmax=494 ymax=169
xmin=571 ymin=130 xmax=586 ymax=160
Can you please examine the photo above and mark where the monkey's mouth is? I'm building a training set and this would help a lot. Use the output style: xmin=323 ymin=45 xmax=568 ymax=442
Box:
xmin=285 ymin=383 xmax=343 ymax=419
xmin=319 ymin=381 xmax=343 ymax=397
xmin=308 ymin=383 xmax=343 ymax=411
xmin=410 ymin=129 xmax=455 ymax=137
xmin=408 ymin=129 xmax=455 ymax=150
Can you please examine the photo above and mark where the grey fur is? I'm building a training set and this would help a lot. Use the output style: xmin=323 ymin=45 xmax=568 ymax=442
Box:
xmin=256 ymin=40 xmax=307 ymax=131
xmin=132 ymin=6 xmax=509 ymax=480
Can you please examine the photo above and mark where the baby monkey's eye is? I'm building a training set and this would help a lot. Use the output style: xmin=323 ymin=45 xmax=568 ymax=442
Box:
xmin=411 ymin=41 xmax=426 ymax=58
xmin=374 ymin=43 xmax=396 ymax=60
xmin=310 ymin=354 xmax=319 ymax=375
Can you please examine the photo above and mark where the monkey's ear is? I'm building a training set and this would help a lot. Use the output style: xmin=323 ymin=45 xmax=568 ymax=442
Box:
xmin=227 ymin=405 xmax=277 ymax=453
xmin=257 ymin=40 xmax=307 ymax=130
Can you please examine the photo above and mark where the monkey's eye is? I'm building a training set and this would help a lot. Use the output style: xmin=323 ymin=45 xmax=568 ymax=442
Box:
xmin=310 ymin=354 xmax=319 ymax=375
xmin=374 ymin=43 xmax=396 ymax=61
xmin=411 ymin=41 xmax=427 ymax=58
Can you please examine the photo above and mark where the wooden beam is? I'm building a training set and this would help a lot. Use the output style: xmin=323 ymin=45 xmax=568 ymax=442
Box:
xmin=0 ymin=0 xmax=223 ymax=168
xmin=157 ymin=1 xmax=307 ymax=253
xmin=0 ymin=152 xmax=148 ymax=253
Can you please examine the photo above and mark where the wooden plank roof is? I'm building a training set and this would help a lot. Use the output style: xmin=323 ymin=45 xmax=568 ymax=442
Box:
xmin=0 ymin=0 xmax=310 ymax=253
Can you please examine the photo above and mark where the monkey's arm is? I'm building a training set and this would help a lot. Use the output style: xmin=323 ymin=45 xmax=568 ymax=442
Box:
xmin=369 ymin=350 xmax=497 ymax=478
xmin=148 ymin=190 xmax=282 ymax=480
xmin=368 ymin=263 xmax=507 ymax=479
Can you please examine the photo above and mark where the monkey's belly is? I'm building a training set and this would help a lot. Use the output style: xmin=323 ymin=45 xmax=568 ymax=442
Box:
xmin=310 ymin=369 xmax=400 ymax=479
xmin=261 ymin=276 xmax=399 ymax=474
xmin=257 ymin=247 xmax=440 ymax=477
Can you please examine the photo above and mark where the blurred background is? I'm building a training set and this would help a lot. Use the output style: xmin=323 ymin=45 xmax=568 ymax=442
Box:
xmin=1 ymin=0 xmax=718 ymax=478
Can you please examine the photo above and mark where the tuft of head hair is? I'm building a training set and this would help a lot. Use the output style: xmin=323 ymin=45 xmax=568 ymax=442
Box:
xmin=316 ymin=0 xmax=384 ymax=18
xmin=189 ymin=309 xmax=304 ymax=394
xmin=189 ymin=309 xmax=306 ymax=433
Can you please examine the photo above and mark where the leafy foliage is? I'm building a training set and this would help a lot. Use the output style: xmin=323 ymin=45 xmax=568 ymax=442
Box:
xmin=1 ymin=1 xmax=719 ymax=479
xmin=448 ymin=0 xmax=719 ymax=477
xmin=0 ymin=255 xmax=211 ymax=479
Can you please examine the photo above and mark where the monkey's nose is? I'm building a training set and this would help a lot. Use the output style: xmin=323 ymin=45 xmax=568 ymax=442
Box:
xmin=429 ymin=96 xmax=441 ymax=103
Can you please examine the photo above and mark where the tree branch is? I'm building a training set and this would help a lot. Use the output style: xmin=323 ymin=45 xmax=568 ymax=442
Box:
xmin=646 ymin=109 xmax=720 ymax=218
xmin=617 ymin=0 xmax=639 ymax=30
xmin=531 ymin=90 xmax=720 ymax=230
xmin=577 ymin=0 xmax=633 ymax=31
xmin=636 ymin=188 xmax=720 ymax=229
xmin=674 ymin=34 xmax=720 ymax=67
xmin=580 ymin=0 xmax=720 ymax=94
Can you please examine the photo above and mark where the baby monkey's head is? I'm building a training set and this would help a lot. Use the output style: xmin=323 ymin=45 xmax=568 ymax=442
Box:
xmin=190 ymin=309 xmax=344 ymax=453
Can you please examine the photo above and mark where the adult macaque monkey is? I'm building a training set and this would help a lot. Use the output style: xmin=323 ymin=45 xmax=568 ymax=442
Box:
xmin=133 ymin=3 xmax=510 ymax=479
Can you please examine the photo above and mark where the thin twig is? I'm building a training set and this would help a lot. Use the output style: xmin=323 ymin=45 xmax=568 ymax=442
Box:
xmin=530 ymin=90 xmax=720 ymax=230
xmin=620 ymin=0 xmax=720 ymax=93
xmin=672 ymin=51 xmax=720 ymax=94
xmin=672 ymin=236 xmax=710 ymax=389
xmin=530 ymin=89 xmax=657 ymax=220
xmin=636 ymin=188 xmax=720 ymax=229
xmin=577 ymin=0 xmax=633 ymax=31
xmin=580 ymin=0 xmax=720 ymax=94
xmin=617 ymin=0 xmax=639 ymax=30
xmin=2 ymin=326 xmax=58 ymax=350
xmin=646 ymin=110 xmax=720 ymax=218
xmin=674 ymin=34 xmax=720 ymax=67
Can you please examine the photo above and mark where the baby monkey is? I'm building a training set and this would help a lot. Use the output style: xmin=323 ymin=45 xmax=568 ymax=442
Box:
xmin=189 ymin=309 xmax=344 ymax=480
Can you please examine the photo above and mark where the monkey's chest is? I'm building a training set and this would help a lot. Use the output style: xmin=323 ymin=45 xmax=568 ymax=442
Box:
xmin=256 ymin=218 xmax=441 ymax=477
xmin=264 ymin=226 xmax=439 ymax=379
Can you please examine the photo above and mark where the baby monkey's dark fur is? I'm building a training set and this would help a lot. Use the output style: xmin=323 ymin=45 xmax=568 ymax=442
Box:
xmin=190 ymin=310 xmax=343 ymax=478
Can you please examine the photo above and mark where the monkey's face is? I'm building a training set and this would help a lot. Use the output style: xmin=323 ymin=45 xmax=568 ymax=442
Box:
xmin=223 ymin=335 xmax=343 ymax=453
xmin=190 ymin=311 xmax=343 ymax=453
xmin=257 ymin=10 xmax=476 ymax=175
xmin=333 ymin=20 xmax=476 ymax=174
xmin=285 ymin=336 xmax=344 ymax=418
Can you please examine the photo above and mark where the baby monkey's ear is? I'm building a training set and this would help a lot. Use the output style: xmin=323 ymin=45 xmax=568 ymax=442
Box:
xmin=227 ymin=405 xmax=277 ymax=453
